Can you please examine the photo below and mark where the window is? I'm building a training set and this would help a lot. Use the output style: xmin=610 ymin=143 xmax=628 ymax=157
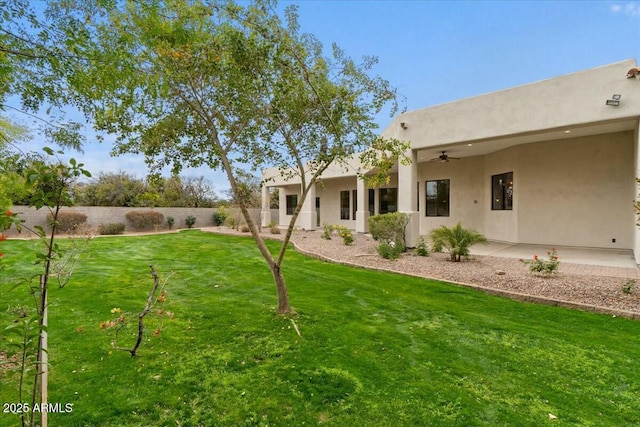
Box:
xmin=368 ymin=189 xmax=375 ymax=217
xmin=352 ymin=190 xmax=357 ymax=220
xmin=492 ymin=172 xmax=513 ymax=210
xmin=379 ymin=188 xmax=397 ymax=214
xmin=426 ymin=179 xmax=450 ymax=217
xmin=340 ymin=190 xmax=350 ymax=220
xmin=286 ymin=194 xmax=297 ymax=215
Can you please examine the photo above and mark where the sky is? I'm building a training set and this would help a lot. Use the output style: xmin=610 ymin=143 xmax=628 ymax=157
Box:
xmin=8 ymin=0 xmax=640 ymax=194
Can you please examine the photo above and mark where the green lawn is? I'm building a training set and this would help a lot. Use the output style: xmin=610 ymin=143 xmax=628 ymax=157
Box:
xmin=0 ymin=230 xmax=639 ymax=426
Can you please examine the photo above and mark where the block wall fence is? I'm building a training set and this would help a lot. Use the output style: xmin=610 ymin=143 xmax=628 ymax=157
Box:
xmin=3 ymin=206 xmax=280 ymax=236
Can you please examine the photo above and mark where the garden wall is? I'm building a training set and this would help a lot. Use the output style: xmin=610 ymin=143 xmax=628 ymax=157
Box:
xmin=4 ymin=206 xmax=279 ymax=236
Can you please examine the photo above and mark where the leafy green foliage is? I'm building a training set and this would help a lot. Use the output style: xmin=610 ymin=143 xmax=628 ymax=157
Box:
xmin=321 ymin=223 xmax=333 ymax=240
xmin=368 ymin=212 xmax=410 ymax=249
xmin=185 ymin=215 xmax=196 ymax=229
xmin=429 ymin=222 xmax=488 ymax=262
xmin=166 ymin=216 xmax=175 ymax=230
xmin=521 ymin=249 xmax=560 ymax=275
xmin=376 ymin=239 xmax=403 ymax=260
xmin=415 ymin=236 xmax=429 ymax=257
xmin=58 ymin=0 xmax=406 ymax=313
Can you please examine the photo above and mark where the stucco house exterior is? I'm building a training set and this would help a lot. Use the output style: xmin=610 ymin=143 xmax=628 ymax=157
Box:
xmin=261 ymin=59 xmax=640 ymax=264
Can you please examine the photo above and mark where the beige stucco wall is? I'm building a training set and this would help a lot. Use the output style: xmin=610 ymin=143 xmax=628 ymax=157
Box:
xmin=415 ymin=131 xmax=634 ymax=249
xmin=383 ymin=60 xmax=640 ymax=147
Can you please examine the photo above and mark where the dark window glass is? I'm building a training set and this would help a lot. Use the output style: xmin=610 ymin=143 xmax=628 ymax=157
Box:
xmin=379 ymin=188 xmax=398 ymax=214
xmin=352 ymin=190 xmax=357 ymax=220
xmin=286 ymin=194 xmax=297 ymax=215
xmin=368 ymin=189 xmax=375 ymax=217
xmin=340 ymin=190 xmax=350 ymax=220
xmin=492 ymin=172 xmax=513 ymax=210
xmin=426 ymin=179 xmax=450 ymax=217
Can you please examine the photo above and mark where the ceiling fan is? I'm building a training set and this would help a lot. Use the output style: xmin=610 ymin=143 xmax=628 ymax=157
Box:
xmin=429 ymin=151 xmax=460 ymax=162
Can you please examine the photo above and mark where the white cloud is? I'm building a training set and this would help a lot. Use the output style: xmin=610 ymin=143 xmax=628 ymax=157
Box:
xmin=611 ymin=2 xmax=640 ymax=16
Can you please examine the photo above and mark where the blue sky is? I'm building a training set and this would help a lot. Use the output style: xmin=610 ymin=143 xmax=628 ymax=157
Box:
xmin=10 ymin=0 xmax=640 ymax=193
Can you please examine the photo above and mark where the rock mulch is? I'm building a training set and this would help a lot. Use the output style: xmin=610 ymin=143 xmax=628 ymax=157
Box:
xmin=203 ymin=227 xmax=640 ymax=319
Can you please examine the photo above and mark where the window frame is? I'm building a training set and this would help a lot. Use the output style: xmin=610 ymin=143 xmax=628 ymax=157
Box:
xmin=425 ymin=179 xmax=450 ymax=217
xmin=378 ymin=188 xmax=398 ymax=214
xmin=340 ymin=190 xmax=350 ymax=220
xmin=491 ymin=172 xmax=513 ymax=211
xmin=285 ymin=194 xmax=298 ymax=215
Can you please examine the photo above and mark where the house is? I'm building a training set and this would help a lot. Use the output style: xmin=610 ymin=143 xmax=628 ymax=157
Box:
xmin=261 ymin=59 xmax=640 ymax=264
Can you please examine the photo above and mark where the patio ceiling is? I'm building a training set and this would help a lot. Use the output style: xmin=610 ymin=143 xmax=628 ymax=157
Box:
xmin=415 ymin=118 xmax=638 ymax=163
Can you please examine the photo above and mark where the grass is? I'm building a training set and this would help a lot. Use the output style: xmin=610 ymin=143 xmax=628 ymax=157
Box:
xmin=0 ymin=230 xmax=639 ymax=426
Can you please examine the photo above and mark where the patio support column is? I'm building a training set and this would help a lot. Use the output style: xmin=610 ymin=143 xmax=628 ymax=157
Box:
xmin=355 ymin=177 xmax=369 ymax=233
xmin=298 ymin=183 xmax=317 ymax=231
xmin=634 ymin=123 xmax=640 ymax=264
xmin=260 ymin=185 xmax=271 ymax=227
xmin=398 ymin=149 xmax=419 ymax=248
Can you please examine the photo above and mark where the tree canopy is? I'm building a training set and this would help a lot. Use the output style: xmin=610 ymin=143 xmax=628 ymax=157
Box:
xmin=23 ymin=0 xmax=408 ymax=313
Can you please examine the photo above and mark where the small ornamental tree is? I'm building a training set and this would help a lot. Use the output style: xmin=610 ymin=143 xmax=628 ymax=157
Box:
xmin=57 ymin=0 xmax=408 ymax=314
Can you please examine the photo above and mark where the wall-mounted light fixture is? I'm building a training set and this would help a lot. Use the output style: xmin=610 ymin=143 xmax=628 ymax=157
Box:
xmin=400 ymin=122 xmax=407 ymax=129
xmin=605 ymin=94 xmax=621 ymax=106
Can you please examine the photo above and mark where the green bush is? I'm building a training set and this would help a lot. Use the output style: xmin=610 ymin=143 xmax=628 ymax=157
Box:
xmin=521 ymin=249 xmax=560 ymax=275
xmin=167 ymin=216 xmax=175 ymax=230
xmin=334 ymin=225 xmax=354 ymax=246
xmin=377 ymin=240 xmax=403 ymax=260
xmin=98 ymin=223 xmax=125 ymax=235
xmin=321 ymin=224 xmax=333 ymax=240
xmin=213 ymin=208 xmax=228 ymax=226
xmin=185 ymin=215 xmax=197 ymax=228
xmin=368 ymin=212 xmax=410 ymax=247
xmin=269 ymin=221 xmax=280 ymax=234
xmin=125 ymin=210 xmax=164 ymax=230
xmin=429 ymin=222 xmax=487 ymax=262
xmin=48 ymin=211 xmax=88 ymax=233
xmin=415 ymin=237 xmax=429 ymax=257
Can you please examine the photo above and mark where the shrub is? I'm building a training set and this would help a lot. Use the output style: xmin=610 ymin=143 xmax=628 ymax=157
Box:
xmin=334 ymin=225 xmax=354 ymax=245
xmin=225 ymin=216 xmax=237 ymax=230
xmin=98 ymin=223 xmax=125 ymax=235
xmin=240 ymin=224 xmax=250 ymax=233
xmin=185 ymin=215 xmax=196 ymax=228
xmin=622 ymin=279 xmax=636 ymax=294
xmin=48 ymin=211 xmax=88 ymax=233
xmin=521 ymin=248 xmax=560 ymax=275
xmin=429 ymin=222 xmax=488 ymax=262
xmin=167 ymin=216 xmax=175 ymax=230
xmin=368 ymin=212 xmax=410 ymax=248
xmin=213 ymin=208 xmax=228 ymax=226
xmin=125 ymin=211 xmax=164 ymax=231
xmin=321 ymin=223 xmax=334 ymax=240
xmin=415 ymin=237 xmax=429 ymax=257
xmin=377 ymin=240 xmax=403 ymax=260
xmin=269 ymin=221 xmax=280 ymax=234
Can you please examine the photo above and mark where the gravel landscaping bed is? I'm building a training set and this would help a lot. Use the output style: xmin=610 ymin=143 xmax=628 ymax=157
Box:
xmin=204 ymin=227 xmax=640 ymax=319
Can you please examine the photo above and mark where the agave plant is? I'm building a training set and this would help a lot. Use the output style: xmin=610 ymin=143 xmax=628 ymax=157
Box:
xmin=429 ymin=222 xmax=488 ymax=262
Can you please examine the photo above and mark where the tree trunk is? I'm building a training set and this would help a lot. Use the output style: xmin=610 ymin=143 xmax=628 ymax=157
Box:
xmin=271 ymin=264 xmax=291 ymax=314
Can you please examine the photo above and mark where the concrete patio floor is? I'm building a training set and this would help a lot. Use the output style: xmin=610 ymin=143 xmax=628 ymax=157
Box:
xmin=470 ymin=241 xmax=640 ymax=278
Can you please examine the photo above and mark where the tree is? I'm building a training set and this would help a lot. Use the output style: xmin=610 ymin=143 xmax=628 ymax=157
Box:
xmin=59 ymin=0 xmax=408 ymax=314
xmin=74 ymin=171 xmax=151 ymax=207
xmin=0 ymin=0 xmax=87 ymax=150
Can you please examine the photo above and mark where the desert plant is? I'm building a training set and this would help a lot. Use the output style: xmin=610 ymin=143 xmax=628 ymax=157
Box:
xmin=166 ymin=216 xmax=175 ymax=230
xmin=321 ymin=223 xmax=334 ymax=240
xmin=125 ymin=210 xmax=164 ymax=231
xmin=225 ymin=216 xmax=237 ymax=230
xmin=268 ymin=221 xmax=280 ymax=234
xmin=368 ymin=212 xmax=410 ymax=248
xmin=622 ymin=279 xmax=636 ymax=294
xmin=335 ymin=225 xmax=354 ymax=245
xmin=185 ymin=215 xmax=197 ymax=228
xmin=213 ymin=207 xmax=228 ymax=226
xmin=47 ymin=211 xmax=88 ymax=233
xmin=415 ymin=237 xmax=429 ymax=257
xmin=521 ymin=248 xmax=560 ymax=275
xmin=377 ymin=239 xmax=402 ymax=260
xmin=98 ymin=223 xmax=126 ymax=235
xmin=429 ymin=222 xmax=488 ymax=262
